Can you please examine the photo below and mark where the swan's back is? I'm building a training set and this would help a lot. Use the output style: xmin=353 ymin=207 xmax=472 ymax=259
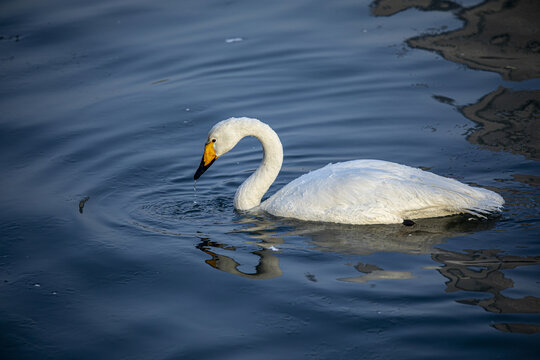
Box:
xmin=261 ymin=160 xmax=504 ymax=225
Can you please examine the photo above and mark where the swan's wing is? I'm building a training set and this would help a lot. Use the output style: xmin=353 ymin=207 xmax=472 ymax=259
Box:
xmin=261 ymin=160 xmax=504 ymax=224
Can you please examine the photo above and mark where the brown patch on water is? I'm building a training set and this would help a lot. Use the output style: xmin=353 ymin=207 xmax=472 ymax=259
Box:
xmin=461 ymin=86 xmax=540 ymax=161
xmin=372 ymin=0 xmax=540 ymax=81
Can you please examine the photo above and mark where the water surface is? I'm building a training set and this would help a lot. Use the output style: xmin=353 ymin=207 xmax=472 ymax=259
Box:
xmin=1 ymin=0 xmax=539 ymax=358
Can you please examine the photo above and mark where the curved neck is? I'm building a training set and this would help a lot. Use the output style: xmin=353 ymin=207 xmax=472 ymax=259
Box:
xmin=234 ymin=121 xmax=283 ymax=210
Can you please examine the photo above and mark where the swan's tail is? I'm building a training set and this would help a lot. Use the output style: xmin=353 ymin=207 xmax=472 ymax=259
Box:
xmin=462 ymin=189 xmax=504 ymax=219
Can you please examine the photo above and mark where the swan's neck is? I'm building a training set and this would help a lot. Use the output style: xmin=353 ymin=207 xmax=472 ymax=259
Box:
xmin=234 ymin=122 xmax=283 ymax=210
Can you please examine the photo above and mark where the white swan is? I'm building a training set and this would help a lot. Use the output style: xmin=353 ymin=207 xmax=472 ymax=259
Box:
xmin=194 ymin=117 xmax=504 ymax=225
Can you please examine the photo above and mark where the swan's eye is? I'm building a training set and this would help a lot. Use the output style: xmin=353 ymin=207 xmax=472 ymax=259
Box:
xmin=211 ymin=138 xmax=216 ymax=143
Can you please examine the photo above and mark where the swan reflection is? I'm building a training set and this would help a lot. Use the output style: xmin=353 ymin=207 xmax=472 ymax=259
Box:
xmin=337 ymin=263 xmax=415 ymax=283
xmin=196 ymin=238 xmax=282 ymax=280
xmin=196 ymin=214 xmax=493 ymax=279
xmin=290 ymin=214 xmax=495 ymax=255
xmin=196 ymin=214 xmax=540 ymax=332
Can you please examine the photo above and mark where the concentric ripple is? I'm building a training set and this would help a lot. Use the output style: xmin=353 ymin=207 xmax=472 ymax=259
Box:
xmin=127 ymin=184 xmax=237 ymax=236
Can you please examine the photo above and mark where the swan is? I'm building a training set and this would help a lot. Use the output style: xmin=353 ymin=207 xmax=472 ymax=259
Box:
xmin=194 ymin=117 xmax=504 ymax=225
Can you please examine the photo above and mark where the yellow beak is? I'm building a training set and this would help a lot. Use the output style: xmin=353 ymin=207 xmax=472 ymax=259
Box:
xmin=194 ymin=142 xmax=218 ymax=180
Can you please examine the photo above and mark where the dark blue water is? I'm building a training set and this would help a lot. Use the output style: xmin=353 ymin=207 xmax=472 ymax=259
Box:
xmin=1 ymin=0 xmax=539 ymax=358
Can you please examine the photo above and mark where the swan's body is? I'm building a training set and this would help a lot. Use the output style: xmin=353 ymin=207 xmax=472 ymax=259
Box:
xmin=194 ymin=117 xmax=504 ymax=225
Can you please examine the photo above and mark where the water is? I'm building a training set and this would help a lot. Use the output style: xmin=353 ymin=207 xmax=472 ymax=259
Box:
xmin=1 ymin=0 xmax=539 ymax=358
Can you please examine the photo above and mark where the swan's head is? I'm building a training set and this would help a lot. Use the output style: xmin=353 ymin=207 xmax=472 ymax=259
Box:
xmin=194 ymin=118 xmax=247 ymax=180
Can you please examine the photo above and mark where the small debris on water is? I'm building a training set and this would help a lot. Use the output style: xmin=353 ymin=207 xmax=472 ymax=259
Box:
xmin=79 ymin=196 xmax=90 ymax=214
xmin=225 ymin=37 xmax=243 ymax=43
xmin=151 ymin=79 xmax=169 ymax=85
xmin=269 ymin=245 xmax=279 ymax=252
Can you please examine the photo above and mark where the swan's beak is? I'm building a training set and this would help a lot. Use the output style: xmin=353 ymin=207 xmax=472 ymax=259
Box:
xmin=194 ymin=142 xmax=218 ymax=180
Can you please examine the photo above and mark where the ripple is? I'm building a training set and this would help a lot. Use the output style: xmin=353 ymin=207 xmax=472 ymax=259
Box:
xmin=139 ymin=196 xmax=233 ymax=221
xmin=127 ymin=185 xmax=236 ymax=236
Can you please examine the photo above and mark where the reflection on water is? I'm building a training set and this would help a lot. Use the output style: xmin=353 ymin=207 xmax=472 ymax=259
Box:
xmin=196 ymin=238 xmax=282 ymax=280
xmin=493 ymin=322 xmax=540 ymax=334
xmin=372 ymin=0 xmax=539 ymax=193
xmin=434 ymin=248 xmax=540 ymax=313
xmin=511 ymin=174 xmax=540 ymax=188
xmin=370 ymin=0 xmax=459 ymax=16
xmin=197 ymin=214 xmax=495 ymax=276
xmin=373 ymin=0 xmax=540 ymax=81
xmin=197 ymin=214 xmax=540 ymax=332
xmin=462 ymin=86 xmax=540 ymax=161
xmin=291 ymin=214 xmax=496 ymax=255
xmin=433 ymin=248 xmax=540 ymax=332
xmin=337 ymin=262 xmax=415 ymax=283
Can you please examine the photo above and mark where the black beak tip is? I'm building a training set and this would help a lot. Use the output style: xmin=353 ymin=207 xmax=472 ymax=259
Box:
xmin=194 ymin=157 xmax=215 ymax=180
xmin=194 ymin=165 xmax=205 ymax=180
